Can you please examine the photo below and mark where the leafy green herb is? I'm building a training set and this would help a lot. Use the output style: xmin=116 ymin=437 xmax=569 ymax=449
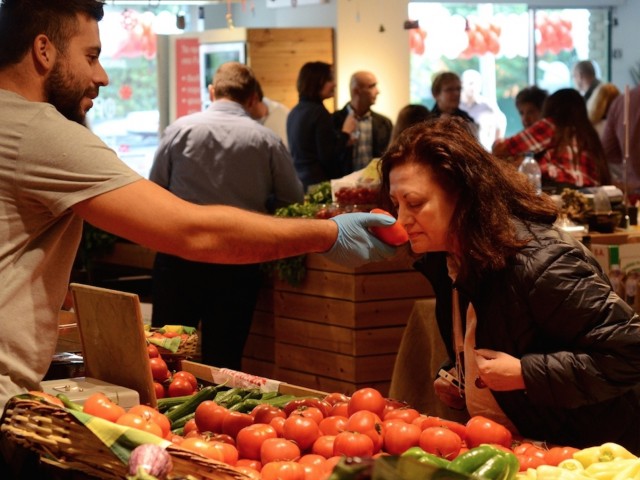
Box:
xmin=263 ymin=182 xmax=332 ymax=286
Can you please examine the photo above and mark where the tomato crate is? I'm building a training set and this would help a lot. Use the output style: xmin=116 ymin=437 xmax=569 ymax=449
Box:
xmin=180 ymin=360 xmax=327 ymax=398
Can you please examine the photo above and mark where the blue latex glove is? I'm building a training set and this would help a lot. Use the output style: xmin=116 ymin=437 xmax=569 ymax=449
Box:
xmin=322 ymin=212 xmax=398 ymax=268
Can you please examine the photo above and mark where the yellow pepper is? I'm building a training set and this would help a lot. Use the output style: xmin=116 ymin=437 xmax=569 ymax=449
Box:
xmin=559 ymin=460 xmax=585 ymax=472
xmin=535 ymin=465 xmax=593 ymax=480
xmin=517 ymin=468 xmax=539 ymax=480
xmin=574 ymin=444 xmax=637 ymax=468
xmin=611 ymin=459 xmax=640 ymax=480
xmin=584 ymin=459 xmax=638 ymax=480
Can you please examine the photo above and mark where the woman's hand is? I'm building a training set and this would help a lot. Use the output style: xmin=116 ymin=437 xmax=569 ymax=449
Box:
xmin=474 ymin=348 xmax=526 ymax=391
xmin=434 ymin=370 xmax=466 ymax=410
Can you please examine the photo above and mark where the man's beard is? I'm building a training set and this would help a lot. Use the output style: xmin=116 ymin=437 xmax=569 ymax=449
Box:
xmin=45 ymin=58 xmax=93 ymax=125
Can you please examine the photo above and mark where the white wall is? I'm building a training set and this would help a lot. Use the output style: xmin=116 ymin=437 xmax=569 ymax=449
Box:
xmin=334 ymin=0 xmax=410 ymax=123
xmin=610 ymin=1 xmax=640 ymax=88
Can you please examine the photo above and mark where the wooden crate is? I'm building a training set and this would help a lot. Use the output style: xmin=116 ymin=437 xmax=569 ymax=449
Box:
xmin=272 ymin=253 xmax=434 ymax=396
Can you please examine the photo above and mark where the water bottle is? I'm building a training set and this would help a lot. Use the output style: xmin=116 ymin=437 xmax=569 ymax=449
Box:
xmin=518 ymin=152 xmax=542 ymax=195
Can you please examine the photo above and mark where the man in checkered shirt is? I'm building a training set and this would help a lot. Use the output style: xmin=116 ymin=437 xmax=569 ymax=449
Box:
xmin=333 ymin=71 xmax=393 ymax=174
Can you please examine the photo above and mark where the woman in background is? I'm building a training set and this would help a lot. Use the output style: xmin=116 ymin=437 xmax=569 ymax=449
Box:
xmin=493 ymin=88 xmax=610 ymax=191
xmin=390 ymin=104 xmax=432 ymax=143
xmin=287 ymin=61 xmax=357 ymax=190
xmin=430 ymin=71 xmax=478 ymax=137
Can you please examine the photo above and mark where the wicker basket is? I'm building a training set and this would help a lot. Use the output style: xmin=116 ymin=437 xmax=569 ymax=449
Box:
xmin=1 ymin=397 xmax=246 ymax=480
xmin=148 ymin=331 xmax=198 ymax=360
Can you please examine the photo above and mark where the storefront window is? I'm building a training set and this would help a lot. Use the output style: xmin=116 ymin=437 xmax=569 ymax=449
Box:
xmin=408 ymin=2 xmax=612 ymax=139
xmin=88 ymin=5 xmax=185 ymax=178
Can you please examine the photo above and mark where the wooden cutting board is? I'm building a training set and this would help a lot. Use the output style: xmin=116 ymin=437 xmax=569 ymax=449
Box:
xmin=69 ymin=283 xmax=156 ymax=407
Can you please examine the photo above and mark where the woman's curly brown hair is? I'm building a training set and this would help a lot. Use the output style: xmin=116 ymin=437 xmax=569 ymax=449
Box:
xmin=379 ymin=116 xmax=559 ymax=276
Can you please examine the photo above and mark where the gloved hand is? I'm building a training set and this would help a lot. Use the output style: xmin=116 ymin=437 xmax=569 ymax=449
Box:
xmin=321 ymin=212 xmax=399 ymax=268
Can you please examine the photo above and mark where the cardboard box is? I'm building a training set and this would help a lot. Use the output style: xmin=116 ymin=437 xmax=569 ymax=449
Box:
xmin=591 ymin=242 xmax=640 ymax=274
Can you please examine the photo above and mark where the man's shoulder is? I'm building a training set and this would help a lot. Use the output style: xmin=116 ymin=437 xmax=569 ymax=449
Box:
xmin=371 ymin=110 xmax=392 ymax=125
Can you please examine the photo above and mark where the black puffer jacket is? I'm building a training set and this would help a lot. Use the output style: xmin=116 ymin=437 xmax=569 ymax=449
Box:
xmin=414 ymin=221 xmax=640 ymax=452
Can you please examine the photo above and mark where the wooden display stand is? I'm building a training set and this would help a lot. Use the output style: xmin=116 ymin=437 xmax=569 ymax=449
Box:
xmin=242 ymin=253 xmax=434 ymax=396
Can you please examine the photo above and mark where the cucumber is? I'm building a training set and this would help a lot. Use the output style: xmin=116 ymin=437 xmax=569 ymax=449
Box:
xmin=165 ymin=385 xmax=219 ymax=424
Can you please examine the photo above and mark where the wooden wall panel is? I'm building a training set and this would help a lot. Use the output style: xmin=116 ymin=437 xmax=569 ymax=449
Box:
xmin=247 ymin=28 xmax=335 ymax=110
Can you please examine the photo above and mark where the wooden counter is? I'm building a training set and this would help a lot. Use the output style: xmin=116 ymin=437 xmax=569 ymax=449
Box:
xmin=242 ymin=252 xmax=434 ymax=396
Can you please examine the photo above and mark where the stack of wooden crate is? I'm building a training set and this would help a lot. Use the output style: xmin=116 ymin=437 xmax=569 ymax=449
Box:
xmin=242 ymin=253 xmax=434 ymax=396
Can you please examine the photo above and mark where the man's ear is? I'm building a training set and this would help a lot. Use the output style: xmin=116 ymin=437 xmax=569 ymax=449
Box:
xmin=33 ymin=34 xmax=56 ymax=72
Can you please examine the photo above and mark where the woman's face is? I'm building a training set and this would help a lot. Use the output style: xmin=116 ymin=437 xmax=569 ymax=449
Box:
xmin=389 ymin=162 xmax=457 ymax=254
xmin=435 ymin=79 xmax=462 ymax=114
xmin=320 ymin=77 xmax=336 ymax=100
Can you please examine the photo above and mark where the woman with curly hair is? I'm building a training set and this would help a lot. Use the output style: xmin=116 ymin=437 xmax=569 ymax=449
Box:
xmin=493 ymin=88 xmax=610 ymax=192
xmin=380 ymin=116 xmax=640 ymax=451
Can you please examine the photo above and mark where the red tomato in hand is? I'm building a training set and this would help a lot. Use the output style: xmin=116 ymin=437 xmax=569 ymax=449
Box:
xmin=419 ymin=426 xmax=462 ymax=459
xmin=369 ymin=208 xmax=409 ymax=246
xmin=465 ymin=415 xmax=513 ymax=449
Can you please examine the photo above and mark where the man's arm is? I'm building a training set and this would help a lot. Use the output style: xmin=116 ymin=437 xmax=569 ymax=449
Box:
xmin=73 ymin=179 xmax=336 ymax=264
xmin=72 ymin=179 xmax=397 ymax=266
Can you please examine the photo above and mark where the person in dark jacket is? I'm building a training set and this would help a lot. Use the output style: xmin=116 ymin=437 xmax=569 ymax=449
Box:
xmin=287 ymin=61 xmax=357 ymax=190
xmin=332 ymin=71 xmax=393 ymax=174
xmin=379 ymin=116 xmax=640 ymax=452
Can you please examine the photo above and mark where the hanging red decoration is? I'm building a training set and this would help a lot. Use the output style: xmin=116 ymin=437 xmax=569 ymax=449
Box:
xmin=409 ymin=28 xmax=427 ymax=56
xmin=535 ymin=13 xmax=573 ymax=56
xmin=459 ymin=19 xmax=501 ymax=59
xmin=119 ymin=84 xmax=133 ymax=100
xmin=112 ymin=10 xmax=157 ymax=60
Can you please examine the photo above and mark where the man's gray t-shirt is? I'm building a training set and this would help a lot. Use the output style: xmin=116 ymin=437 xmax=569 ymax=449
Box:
xmin=0 ymin=89 xmax=141 ymax=408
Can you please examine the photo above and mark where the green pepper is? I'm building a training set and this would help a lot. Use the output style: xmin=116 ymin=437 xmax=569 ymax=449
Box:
xmin=450 ymin=445 xmax=505 ymax=475
xmin=402 ymin=446 xmax=452 ymax=468
xmin=472 ymin=453 xmax=509 ymax=480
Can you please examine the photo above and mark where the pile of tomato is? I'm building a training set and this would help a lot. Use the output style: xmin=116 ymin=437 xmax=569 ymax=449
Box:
xmin=32 ymin=382 xmax=583 ymax=480
xmin=147 ymin=343 xmax=198 ymax=398
xmin=168 ymin=387 xmax=577 ymax=480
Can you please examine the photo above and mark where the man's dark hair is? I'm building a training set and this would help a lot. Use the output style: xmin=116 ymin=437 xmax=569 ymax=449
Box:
xmin=515 ymin=86 xmax=548 ymax=110
xmin=0 ymin=0 xmax=105 ymax=68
